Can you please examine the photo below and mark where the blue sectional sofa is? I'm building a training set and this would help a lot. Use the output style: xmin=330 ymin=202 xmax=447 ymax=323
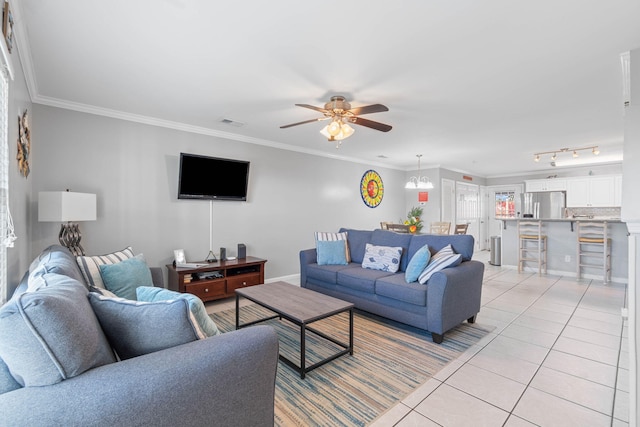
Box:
xmin=0 ymin=245 xmax=279 ymax=427
xmin=300 ymin=229 xmax=484 ymax=343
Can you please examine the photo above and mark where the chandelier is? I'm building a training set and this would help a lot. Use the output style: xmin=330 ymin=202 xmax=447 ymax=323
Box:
xmin=405 ymin=154 xmax=434 ymax=189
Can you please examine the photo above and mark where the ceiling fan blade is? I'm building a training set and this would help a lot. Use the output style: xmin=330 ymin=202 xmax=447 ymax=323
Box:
xmin=295 ymin=104 xmax=329 ymax=114
xmin=348 ymin=104 xmax=389 ymax=115
xmin=280 ymin=117 xmax=326 ymax=129
xmin=350 ymin=116 xmax=392 ymax=132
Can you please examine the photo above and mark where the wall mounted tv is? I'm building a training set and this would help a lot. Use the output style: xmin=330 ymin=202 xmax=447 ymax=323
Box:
xmin=178 ymin=153 xmax=250 ymax=201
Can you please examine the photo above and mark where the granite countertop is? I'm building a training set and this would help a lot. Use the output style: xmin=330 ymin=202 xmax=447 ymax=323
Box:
xmin=495 ymin=217 xmax=622 ymax=222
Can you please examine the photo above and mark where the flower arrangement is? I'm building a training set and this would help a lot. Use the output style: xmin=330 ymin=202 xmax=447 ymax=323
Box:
xmin=404 ymin=206 xmax=423 ymax=234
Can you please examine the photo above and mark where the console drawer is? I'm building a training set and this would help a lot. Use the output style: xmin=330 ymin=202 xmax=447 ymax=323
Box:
xmin=185 ymin=280 xmax=226 ymax=301
xmin=226 ymin=273 xmax=261 ymax=293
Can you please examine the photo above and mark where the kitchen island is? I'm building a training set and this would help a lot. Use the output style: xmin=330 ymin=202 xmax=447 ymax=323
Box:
xmin=496 ymin=218 xmax=628 ymax=282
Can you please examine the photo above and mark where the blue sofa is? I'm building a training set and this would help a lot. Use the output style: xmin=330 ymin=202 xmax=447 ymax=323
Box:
xmin=300 ymin=229 xmax=484 ymax=343
xmin=0 ymin=245 xmax=279 ymax=427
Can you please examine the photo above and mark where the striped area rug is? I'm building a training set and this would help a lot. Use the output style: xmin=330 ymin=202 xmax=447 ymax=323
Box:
xmin=211 ymin=304 xmax=492 ymax=426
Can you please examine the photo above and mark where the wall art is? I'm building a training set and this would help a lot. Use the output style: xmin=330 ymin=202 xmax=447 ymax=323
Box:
xmin=17 ymin=109 xmax=30 ymax=178
xmin=360 ymin=169 xmax=384 ymax=208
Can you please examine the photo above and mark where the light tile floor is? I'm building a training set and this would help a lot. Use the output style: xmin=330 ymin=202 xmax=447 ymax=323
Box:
xmin=372 ymin=250 xmax=629 ymax=427
xmin=205 ymin=251 xmax=629 ymax=427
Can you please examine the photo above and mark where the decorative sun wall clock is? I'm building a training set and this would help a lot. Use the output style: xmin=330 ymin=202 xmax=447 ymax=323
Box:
xmin=17 ymin=109 xmax=30 ymax=178
xmin=360 ymin=169 xmax=384 ymax=208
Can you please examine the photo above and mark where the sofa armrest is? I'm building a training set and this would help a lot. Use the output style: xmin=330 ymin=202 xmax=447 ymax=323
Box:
xmin=299 ymin=248 xmax=317 ymax=286
xmin=149 ymin=266 xmax=164 ymax=288
xmin=0 ymin=326 xmax=279 ymax=427
xmin=426 ymin=260 xmax=484 ymax=335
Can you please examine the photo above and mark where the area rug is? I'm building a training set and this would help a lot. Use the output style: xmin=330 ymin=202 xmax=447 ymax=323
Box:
xmin=211 ymin=305 xmax=493 ymax=427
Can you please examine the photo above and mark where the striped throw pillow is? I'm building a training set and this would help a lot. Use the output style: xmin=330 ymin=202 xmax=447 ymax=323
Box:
xmin=315 ymin=231 xmax=351 ymax=263
xmin=418 ymin=244 xmax=462 ymax=284
xmin=77 ymin=247 xmax=135 ymax=289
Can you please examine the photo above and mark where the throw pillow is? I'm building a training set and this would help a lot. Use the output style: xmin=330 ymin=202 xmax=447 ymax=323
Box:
xmin=316 ymin=240 xmax=349 ymax=266
xmin=315 ymin=231 xmax=351 ymax=263
xmin=99 ymin=254 xmax=153 ymax=300
xmin=405 ymin=244 xmax=431 ymax=283
xmin=0 ymin=276 xmax=116 ymax=387
xmin=88 ymin=293 xmax=205 ymax=360
xmin=77 ymin=246 xmax=135 ymax=289
xmin=136 ymin=286 xmax=220 ymax=337
xmin=361 ymin=243 xmax=403 ymax=273
xmin=418 ymin=244 xmax=462 ymax=284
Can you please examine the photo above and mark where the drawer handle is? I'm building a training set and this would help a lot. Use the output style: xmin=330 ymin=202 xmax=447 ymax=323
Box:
xmin=242 ymin=281 xmax=247 ymax=286
xmin=205 ymin=288 xmax=209 ymax=293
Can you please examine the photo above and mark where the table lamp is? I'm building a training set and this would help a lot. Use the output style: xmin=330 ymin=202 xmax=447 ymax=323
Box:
xmin=38 ymin=191 xmax=97 ymax=256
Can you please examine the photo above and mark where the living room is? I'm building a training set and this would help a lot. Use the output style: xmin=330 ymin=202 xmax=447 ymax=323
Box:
xmin=1 ymin=1 xmax=639 ymax=426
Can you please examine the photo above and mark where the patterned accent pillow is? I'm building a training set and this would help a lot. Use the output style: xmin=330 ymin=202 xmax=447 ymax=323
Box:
xmin=418 ymin=244 xmax=462 ymax=284
xmin=76 ymin=246 xmax=135 ymax=289
xmin=361 ymin=243 xmax=403 ymax=273
xmin=315 ymin=231 xmax=351 ymax=263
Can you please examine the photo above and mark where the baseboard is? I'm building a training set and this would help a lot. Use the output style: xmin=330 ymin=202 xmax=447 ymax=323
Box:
xmin=266 ymin=274 xmax=300 ymax=286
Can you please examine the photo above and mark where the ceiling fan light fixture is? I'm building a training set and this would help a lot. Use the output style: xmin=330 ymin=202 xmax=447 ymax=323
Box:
xmin=593 ymin=146 xmax=600 ymax=155
xmin=573 ymin=151 xmax=578 ymax=158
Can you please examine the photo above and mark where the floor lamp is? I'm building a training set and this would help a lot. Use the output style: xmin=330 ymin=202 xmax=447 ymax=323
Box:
xmin=38 ymin=191 xmax=97 ymax=256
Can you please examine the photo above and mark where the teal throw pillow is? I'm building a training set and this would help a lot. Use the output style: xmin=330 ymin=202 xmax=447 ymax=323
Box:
xmin=99 ymin=254 xmax=153 ymax=300
xmin=405 ymin=244 xmax=431 ymax=283
xmin=418 ymin=244 xmax=462 ymax=284
xmin=88 ymin=293 xmax=204 ymax=360
xmin=361 ymin=243 xmax=403 ymax=273
xmin=316 ymin=240 xmax=348 ymax=266
xmin=136 ymin=286 xmax=220 ymax=337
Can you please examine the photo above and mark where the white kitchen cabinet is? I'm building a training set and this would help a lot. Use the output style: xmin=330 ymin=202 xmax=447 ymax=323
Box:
xmin=525 ymin=178 xmax=567 ymax=192
xmin=566 ymin=176 xmax=618 ymax=207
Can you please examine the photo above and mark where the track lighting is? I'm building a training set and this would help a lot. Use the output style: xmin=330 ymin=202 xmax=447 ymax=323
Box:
xmin=533 ymin=146 xmax=599 ymax=163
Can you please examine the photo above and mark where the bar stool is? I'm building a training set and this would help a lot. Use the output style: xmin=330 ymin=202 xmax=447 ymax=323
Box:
xmin=518 ymin=220 xmax=547 ymax=275
xmin=576 ymin=221 xmax=611 ymax=284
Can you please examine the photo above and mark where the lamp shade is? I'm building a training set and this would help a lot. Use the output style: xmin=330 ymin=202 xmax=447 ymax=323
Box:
xmin=38 ymin=192 xmax=97 ymax=222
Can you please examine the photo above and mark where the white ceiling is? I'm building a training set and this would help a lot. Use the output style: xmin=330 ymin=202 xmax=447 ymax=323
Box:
xmin=13 ymin=0 xmax=640 ymax=177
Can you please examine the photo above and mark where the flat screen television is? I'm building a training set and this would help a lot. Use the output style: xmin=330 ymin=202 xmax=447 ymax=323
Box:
xmin=178 ymin=153 xmax=250 ymax=201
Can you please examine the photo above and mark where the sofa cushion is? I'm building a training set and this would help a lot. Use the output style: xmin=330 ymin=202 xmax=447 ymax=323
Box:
xmin=361 ymin=243 xmax=403 ymax=273
xmin=99 ymin=254 xmax=154 ymax=300
xmin=306 ymin=262 xmax=358 ymax=283
xmin=315 ymin=231 xmax=351 ymax=262
xmin=375 ymin=274 xmax=428 ymax=306
xmin=408 ymin=234 xmax=474 ymax=262
xmin=316 ymin=240 xmax=349 ymax=266
xmin=0 ymin=276 xmax=116 ymax=387
xmin=405 ymin=244 xmax=431 ymax=283
xmin=370 ymin=229 xmax=413 ymax=271
xmin=77 ymin=246 xmax=135 ymax=289
xmin=88 ymin=293 xmax=204 ymax=360
xmin=136 ymin=287 xmax=220 ymax=337
xmin=339 ymin=228 xmax=373 ymax=264
xmin=27 ymin=245 xmax=86 ymax=290
xmin=418 ymin=244 xmax=463 ymax=284
xmin=337 ymin=266 xmax=394 ymax=293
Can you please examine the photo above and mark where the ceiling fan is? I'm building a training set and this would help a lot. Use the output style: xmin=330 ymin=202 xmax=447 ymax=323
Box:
xmin=280 ymin=96 xmax=392 ymax=147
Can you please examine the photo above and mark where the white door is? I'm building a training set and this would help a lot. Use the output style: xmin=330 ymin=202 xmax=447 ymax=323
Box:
xmin=479 ymin=186 xmax=489 ymax=250
xmin=456 ymin=182 xmax=480 ymax=250
xmin=441 ymin=178 xmax=455 ymax=224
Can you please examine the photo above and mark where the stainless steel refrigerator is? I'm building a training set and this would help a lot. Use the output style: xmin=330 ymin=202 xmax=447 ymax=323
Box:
xmin=522 ymin=192 xmax=566 ymax=219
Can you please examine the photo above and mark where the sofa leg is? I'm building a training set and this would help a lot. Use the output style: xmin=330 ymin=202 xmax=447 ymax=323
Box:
xmin=432 ymin=333 xmax=444 ymax=344
xmin=467 ymin=315 xmax=476 ymax=324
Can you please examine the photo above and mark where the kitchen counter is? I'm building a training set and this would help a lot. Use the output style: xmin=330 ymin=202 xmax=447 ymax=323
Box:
xmin=495 ymin=218 xmax=628 ymax=281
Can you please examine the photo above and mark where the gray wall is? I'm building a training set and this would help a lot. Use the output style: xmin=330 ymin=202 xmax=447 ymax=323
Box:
xmin=6 ymin=44 xmax=33 ymax=293
xmin=22 ymin=105 xmax=406 ymax=292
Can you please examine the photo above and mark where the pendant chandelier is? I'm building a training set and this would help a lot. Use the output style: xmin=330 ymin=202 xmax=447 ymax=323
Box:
xmin=405 ymin=154 xmax=434 ymax=189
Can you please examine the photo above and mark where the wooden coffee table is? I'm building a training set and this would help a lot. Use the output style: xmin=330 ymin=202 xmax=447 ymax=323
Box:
xmin=235 ymin=281 xmax=354 ymax=379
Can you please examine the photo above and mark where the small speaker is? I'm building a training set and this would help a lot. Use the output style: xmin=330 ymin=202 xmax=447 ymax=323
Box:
xmin=220 ymin=247 xmax=226 ymax=261
xmin=237 ymin=243 xmax=246 ymax=259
